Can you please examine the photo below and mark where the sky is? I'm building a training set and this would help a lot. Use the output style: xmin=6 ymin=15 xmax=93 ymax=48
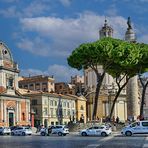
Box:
xmin=0 ymin=0 xmax=148 ymax=82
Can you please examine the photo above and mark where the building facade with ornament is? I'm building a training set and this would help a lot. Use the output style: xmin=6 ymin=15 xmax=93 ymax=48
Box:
xmin=0 ymin=41 xmax=30 ymax=127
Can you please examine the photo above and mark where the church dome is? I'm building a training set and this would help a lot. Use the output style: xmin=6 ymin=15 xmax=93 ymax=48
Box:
xmin=99 ymin=19 xmax=113 ymax=39
xmin=0 ymin=41 xmax=18 ymax=71
xmin=0 ymin=41 xmax=13 ymax=62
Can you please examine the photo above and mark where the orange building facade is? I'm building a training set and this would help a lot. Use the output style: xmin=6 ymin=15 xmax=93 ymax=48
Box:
xmin=0 ymin=41 xmax=30 ymax=127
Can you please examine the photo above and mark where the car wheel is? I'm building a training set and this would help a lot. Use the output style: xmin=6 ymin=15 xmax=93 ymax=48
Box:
xmin=81 ymin=132 xmax=87 ymax=136
xmin=125 ymin=131 xmax=132 ymax=136
xmin=101 ymin=132 xmax=107 ymax=137
xmin=63 ymin=134 xmax=66 ymax=136
xmin=41 ymin=132 xmax=46 ymax=136
xmin=58 ymin=132 xmax=63 ymax=136
xmin=22 ymin=132 xmax=26 ymax=136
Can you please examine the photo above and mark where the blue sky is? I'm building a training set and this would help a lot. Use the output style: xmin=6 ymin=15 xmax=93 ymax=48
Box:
xmin=0 ymin=0 xmax=148 ymax=82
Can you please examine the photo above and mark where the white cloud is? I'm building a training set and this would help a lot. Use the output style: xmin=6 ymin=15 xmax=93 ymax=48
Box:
xmin=20 ymin=64 xmax=82 ymax=82
xmin=19 ymin=12 xmax=127 ymax=57
xmin=22 ymin=1 xmax=49 ymax=17
xmin=138 ymin=35 xmax=148 ymax=43
xmin=1 ymin=0 xmax=18 ymax=2
xmin=47 ymin=64 xmax=82 ymax=82
xmin=17 ymin=37 xmax=50 ymax=56
xmin=59 ymin=0 xmax=71 ymax=6
xmin=0 ymin=0 xmax=50 ymax=18
xmin=0 ymin=6 xmax=21 ymax=18
xmin=105 ymin=4 xmax=118 ymax=16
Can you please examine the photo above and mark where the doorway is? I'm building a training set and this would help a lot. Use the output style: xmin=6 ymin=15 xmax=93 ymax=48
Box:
xmin=9 ymin=112 xmax=14 ymax=127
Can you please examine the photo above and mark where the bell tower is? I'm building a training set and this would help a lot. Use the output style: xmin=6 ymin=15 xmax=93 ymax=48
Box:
xmin=99 ymin=19 xmax=113 ymax=39
xmin=0 ymin=41 xmax=19 ymax=91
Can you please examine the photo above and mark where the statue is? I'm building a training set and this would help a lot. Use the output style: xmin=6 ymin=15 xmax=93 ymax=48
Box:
xmin=127 ymin=17 xmax=132 ymax=29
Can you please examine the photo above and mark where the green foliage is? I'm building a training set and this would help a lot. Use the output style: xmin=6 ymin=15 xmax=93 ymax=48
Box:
xmin=67 ymin=37 xmax=148 ymax=77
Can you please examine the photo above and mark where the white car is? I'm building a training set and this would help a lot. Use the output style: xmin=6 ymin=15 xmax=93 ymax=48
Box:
xmin=0 ymin=127 xmax=11 ymax=135
xmin=121 ymin=120 xmax=148 ymax=136
xmin=40 ymin=125 xmax=69 ymax=136
xmin=80 ymin=125 xmax=112 ymax=137
xmin=11 ymin=127 xmax=32 ymax=136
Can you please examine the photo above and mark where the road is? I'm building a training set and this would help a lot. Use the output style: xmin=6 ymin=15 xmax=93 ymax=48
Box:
xmin=0 ymin=133 xmax=148 ymax=148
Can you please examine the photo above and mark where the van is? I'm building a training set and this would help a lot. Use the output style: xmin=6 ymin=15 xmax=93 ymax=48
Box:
xmin=121 ymin=120 xmax=148 ymax=136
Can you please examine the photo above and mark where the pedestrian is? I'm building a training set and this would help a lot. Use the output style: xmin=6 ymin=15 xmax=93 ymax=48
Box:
xmin=116 ymin=116 xmax=119 ymax=123
xmin=112 ymin=116 xmax=115 ymax=124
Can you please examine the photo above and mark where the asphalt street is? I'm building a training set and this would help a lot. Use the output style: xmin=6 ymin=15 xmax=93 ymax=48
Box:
xmin=0 ymin=133 xmax=147 ymax=148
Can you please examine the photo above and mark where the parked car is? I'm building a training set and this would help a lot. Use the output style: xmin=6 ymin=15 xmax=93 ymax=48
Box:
xmin=121 ymin=120 xmax=148 ymax=136
xmin=80 ymin=125 xmax=112 ymax=137
xmin=10 ymin=126 xmax=19 ymax=131
xmin=40 ymin=125 xmax=69 ymax=136
xmin=11 ymin=127 xmax=32 ymax=136
xmin=0 ymin=127 xmax=11 ymax=135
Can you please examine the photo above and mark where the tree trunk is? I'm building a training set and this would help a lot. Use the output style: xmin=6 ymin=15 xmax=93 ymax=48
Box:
xmin=109 ymin=89 xmax=121 ymax=120
xmin=140 ymin=81 xmax=148 ymax=117
xmin=109 ymin=77 xmax=129 ymax=120
xmin=92 ymin=72 xmax=105 ymax=120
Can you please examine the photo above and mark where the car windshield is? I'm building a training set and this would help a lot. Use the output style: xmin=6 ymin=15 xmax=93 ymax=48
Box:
xmin=130 ymin=122 xmax=137 ymax=127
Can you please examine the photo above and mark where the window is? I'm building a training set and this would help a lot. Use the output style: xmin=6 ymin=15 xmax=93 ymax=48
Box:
xmin=67 ymin=102 xmax=70 ymax=108
xmin=42 ymin=83 xmax=47 ymax=91
xmin=8 ymin=78 xmax=13 ymax=87
xmin=51 ymin=122 xmax=54 ymax=125
xmin=19 ymin=84 xmax=22 ymax=88
xmin=142 ymin=122 xmax=148 ymax=127
xmin=24 ymin=85 xmax=28 ymax=89
xmin=35 ymin=83 xmax=40 ymax=90
xmin=29 ymin=84 xmax=34 ymax=90
xmin=67 ymin=109 xmax=70 ymax=116
xmin=131 ymin=122 xmax=137 ymax=127
xmin=72 ymin=102 xmax=75 ymax=108
xmin=94 ymin=127 xmax=99 ymax=129
xmin=50 ymin=108 xmax=53 ymax=117
xmin=50 ymin=100 xmax=53 ymax=106
xmin=80 ymin=105 xmax=84 ymax=110
xmin=55 ymin=101 xmax=57 ymax=106
xmin=64 ymin=109 xmax=66 ymax=116
xmin=89 ymin=127 xmax=94 ymax=130
xmin=63 ymin=102 xmax=66 ymax=107
xmin=44 ymin=108 xmax=48 ymax=115
xmin=32 ymin=100 xmax=37 ymax=105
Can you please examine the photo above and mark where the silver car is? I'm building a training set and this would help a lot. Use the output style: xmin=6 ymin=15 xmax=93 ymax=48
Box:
xmin=80 ymin=125 xmax=112 ymax=137
xmin=11 ymin=127 xmax=32 ymax=136
xmin=40 ymin=125 xmax=69 ymax=136
xmin=0 ymin=127 xmax=11 ymax=135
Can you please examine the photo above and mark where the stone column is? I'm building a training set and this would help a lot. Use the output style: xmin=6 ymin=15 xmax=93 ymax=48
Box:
xmin=0 ymin=99 xmax=3 ymax=122
xmin=127 ymin=76 xmax=140 ymax=119
xmin=19 ymin=101 xmax=21 ymax=121
xmin=16 ymin=101 xmax=19 ymax=122
xmin=125 ymin=17 xmax=139 ymax=120
xmin=4 ymin=101 xmax=6 ymax=123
